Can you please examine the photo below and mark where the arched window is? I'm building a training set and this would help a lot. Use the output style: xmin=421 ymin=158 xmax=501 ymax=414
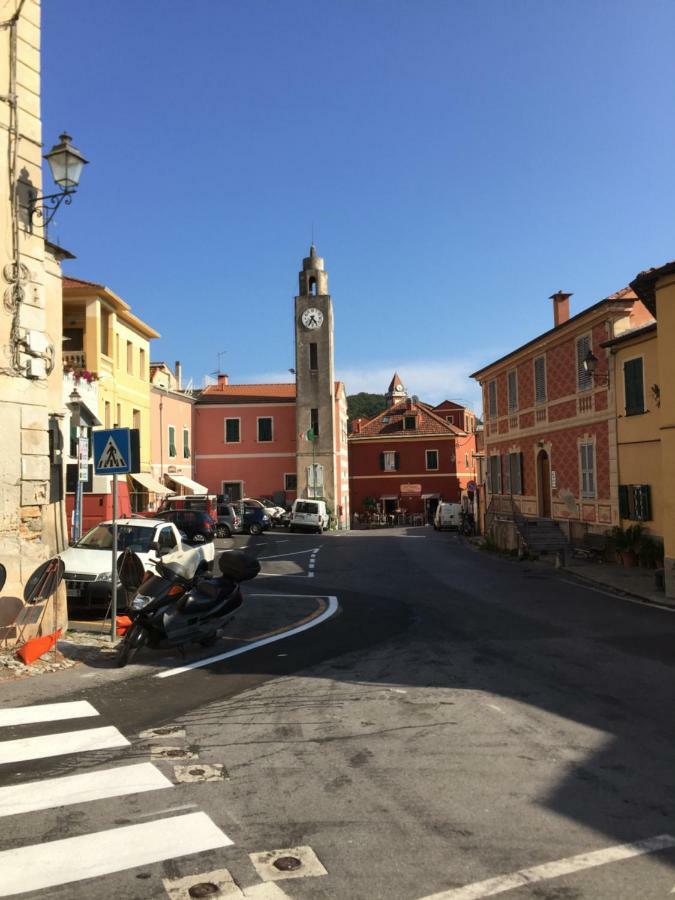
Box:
xmin=309 ymin=277 xmax=317 ymax=295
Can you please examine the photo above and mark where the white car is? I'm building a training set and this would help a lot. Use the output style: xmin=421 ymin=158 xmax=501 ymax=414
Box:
xmin=289 ymin=499 xmax=330 ymax=534
xmin=59 ymin=518 xmax=214 ymax=617
xmin=244 ymin=498 xmax=285 ymax=521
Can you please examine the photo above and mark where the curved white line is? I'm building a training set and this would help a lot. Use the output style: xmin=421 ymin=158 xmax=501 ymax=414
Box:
xmin=155 ymin=596 xmax=339 ymax=678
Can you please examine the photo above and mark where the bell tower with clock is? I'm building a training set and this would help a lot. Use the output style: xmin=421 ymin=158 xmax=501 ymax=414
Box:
xmin=294 ymin=245 xmax=341 ymax=517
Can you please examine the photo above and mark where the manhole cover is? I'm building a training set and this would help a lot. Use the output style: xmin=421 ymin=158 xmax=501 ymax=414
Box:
xmin=273 ymin=856 xmax=302 ymax=872
xmin=188 ymin=883 xmax=220 ymax=898
xmin=190 ymin=768 xmax=205 ymax=776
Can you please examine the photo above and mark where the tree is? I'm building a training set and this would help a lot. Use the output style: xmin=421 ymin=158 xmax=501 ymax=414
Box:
xmin=347 ymin=392 xmax=387 ymax=424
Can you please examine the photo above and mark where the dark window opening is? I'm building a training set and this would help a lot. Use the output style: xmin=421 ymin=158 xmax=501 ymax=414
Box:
xmin=309 ymin=342 xmax=318 ymax=371
xmin=404 ymin=415 xmax=416 ymax=430
xmin=222 ymin=481 xmax=242 ymax=501
xmin=624 ymin=358 xmax=645 ymax=416
xmin=309 ymin=277 xmax=317 ymax=295
xmin=310 ymin=408 xmax=320 ymax=437
xmin=426 ymin=450 xmax=439 ymax=470
xmin=285 ymin=473 xmax=297 ymax=491
xmin=225 ymin=418 xmax=240 ymax=443
xmin=258 ymin=417 xmax=273 ymax=442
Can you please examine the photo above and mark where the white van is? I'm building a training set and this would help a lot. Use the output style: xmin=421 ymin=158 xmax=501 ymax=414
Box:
xmin=289 ymin=499 xmax=330 ymax=534
xmin=433 ymin=502 xmax=462 ymax=531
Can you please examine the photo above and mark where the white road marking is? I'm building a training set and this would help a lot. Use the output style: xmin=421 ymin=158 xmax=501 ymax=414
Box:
xmin=257 ymin=571 xmax=314 ymax=579
xmin=257 ymin=548 xmax=320 ymax=560
xmin=0 ymin=811 xmax=233 ymax=897
xmin=0 ymin=725 xmax=129 ymax=766
xmin=0 ymin=700 xmax=99 ymax=728
xmin=418 ymin=834 xmax=675 ymax=900
xmin=0 ymin=762 xmax=171 ymax=818
xmin=156 ymin=595 xmax=339 ymax=678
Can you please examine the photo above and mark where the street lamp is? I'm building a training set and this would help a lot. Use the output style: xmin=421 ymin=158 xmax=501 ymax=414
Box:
xmin=583 ymin=350 xmax=610 ymax=385
xmin=30 ymin=132 xmax=88 ymax=227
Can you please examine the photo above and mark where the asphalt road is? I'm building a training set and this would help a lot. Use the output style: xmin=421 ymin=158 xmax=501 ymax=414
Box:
xmin=1 ymin=526 xmax=675 ymax=900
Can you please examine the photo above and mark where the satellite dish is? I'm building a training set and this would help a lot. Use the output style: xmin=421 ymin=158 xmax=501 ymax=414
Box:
xmin=117 ymin=549 xmax=145 ymax=593
xmin=24 ymin=557 xmax=65 ymax=605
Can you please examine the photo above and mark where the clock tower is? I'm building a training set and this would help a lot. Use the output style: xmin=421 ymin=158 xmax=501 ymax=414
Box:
xmin=294 ymin=245 xmax=342 ymax=518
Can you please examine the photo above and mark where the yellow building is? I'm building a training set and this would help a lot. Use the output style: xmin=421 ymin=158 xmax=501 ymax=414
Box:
xmin=602 ymin=322 xmax=662 ymax=537
xmin=62 ymin=277 xmax=159 ymax=524
xmin=631 ymin=262 xmax=675 ymax=600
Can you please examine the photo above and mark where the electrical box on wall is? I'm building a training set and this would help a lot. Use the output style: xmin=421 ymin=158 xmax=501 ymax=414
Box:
xmin=24 ymin=356 xmax=46 ymax=379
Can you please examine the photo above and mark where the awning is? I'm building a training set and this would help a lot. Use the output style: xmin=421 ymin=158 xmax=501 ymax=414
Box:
xmin=129 ymin=472 xmax=173 ymax=495
xmin=380 ymin=494 xmax=399 ymax=500
xmin=166 ymin=473 xmax=209 ymax=494
xmin=421 ymin=493 xmax=441 ymax=500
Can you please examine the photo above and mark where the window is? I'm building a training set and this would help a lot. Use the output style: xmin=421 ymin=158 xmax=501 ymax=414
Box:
xmin=116 ymin=403 xmax=122 ymax=427
xmin=619 ymin=484 xmax=652 ymax=521
xmin=580 ymin=442 xmax=595 ymax=497
xmin=534 ymin=356 xmax=547 ymax=404
xmin=168 ymin=425 xmax=177 ymax=458
xmin=132 ymin=408 xmax=141 ymax=431
xmin=380 ymin=451 xmax=399 ymax=471
xmin=309 ymin=343 xmax=318 ymax=371
xmin=504 ymin=452 xmax=523 ymax=495
xmin=576 ymin=335 xmax=592 ymax=392
xmin=225 ymin=418 xmax=240 ymax=443
xmin=507 ymin=370 xmax=518 ymax=412
xmin=139 ymin=348 xmax=146 ymax=380
xmin=126 ymin=340 xmax=133 ymax=375
xmin=158 ymin=527 xmax=177 ymax=551
xmin=183 ymin=427 xmax=190 ymax=458
xmin=284 ymin=473 xmax=297 ymax=491
xmin=258 ymin=417 xmax=273 ymax=442
xmin=465 ymin=453 xmax=469 ymax=468
xmin=221 ymin=481 xmax=243 ymax=501
xmin=104 ymin=401 xmax=111 ymax=429
xmin=488 ymin=380 xmax=497 ymax=418
xmin=310 ymin=408 xmax=319 ymax=437
xmin=446 ymin=414 xmax=455 ymax=425
xmin=404 ymin=415 xmax=416 ymax=430
xmin=624 ymin=357 xmax=645 ymax=415
xmin=486 ymin=455 xmax=502 ymax=494
xmin=426 ymin=449 xmax=439 ymax=470
xmin=115 ymin=333 xmax=120 ymax=364
xmin=100 ymin=309 xmax=111 ymax=356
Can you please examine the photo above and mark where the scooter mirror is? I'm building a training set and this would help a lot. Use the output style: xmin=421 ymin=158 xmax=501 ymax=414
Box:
xmin=24 ymin=557 xmax=65 ymax=605
xmin=0 ymin=563 xmax=6 ymax=594
xmin=117 ymin=549 xmax=145 ymax=593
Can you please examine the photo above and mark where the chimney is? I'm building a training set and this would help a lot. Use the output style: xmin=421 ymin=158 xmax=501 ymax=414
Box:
xmin=175 ymin=360 xmax=182 ymax=390
xmin=406 ymin=397 xmax=414 ymax=410
xmin=352 ymin=418 xmax=362 ymax=434
xmin=550 ymin=290 xmax=572 ymax=327
xmin=217 ymin=373 xmax=229 ymax=386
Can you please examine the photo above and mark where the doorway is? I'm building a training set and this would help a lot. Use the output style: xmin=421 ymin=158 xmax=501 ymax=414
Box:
xmin=425 ymin=497 xmax=440 ymax=524
xmin=536 ymin=450 xmax=551 ymax=517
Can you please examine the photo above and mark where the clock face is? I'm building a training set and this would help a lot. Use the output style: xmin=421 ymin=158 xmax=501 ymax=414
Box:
xmin=302 ymin=307 xmax=324 ymax=330
xmin=395 ymin=385 xmax=404 ymax=392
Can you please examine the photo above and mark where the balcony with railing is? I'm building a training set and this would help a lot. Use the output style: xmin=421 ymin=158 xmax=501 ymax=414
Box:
xmin=63 ymin=350 xmax=86 ymax=368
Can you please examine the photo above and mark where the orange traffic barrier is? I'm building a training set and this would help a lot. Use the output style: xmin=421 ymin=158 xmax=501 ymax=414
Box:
xmin=16 ymin=629 xmax=62 ymax=665
xmin=116 ymin=616 xmax=132 ymax=636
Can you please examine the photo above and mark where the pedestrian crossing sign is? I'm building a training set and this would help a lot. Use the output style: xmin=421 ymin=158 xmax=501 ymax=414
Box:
xmin=93 ymin=428 xmax=132 ymax=475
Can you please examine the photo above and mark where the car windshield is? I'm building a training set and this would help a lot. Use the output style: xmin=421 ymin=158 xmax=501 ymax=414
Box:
xmin=295 ymin=502 xmax=319 ymax=514
xmin=77 ymin=524 xmax=155 ymax=553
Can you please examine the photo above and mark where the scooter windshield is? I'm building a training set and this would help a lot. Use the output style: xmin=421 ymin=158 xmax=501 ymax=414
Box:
xmin=161 ymin=553 xmax=201 ymax=582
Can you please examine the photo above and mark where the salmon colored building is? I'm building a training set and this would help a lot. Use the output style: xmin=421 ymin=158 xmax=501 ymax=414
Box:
xmin=348 ymin=373 xmax=478 ymax=522
xmin=193 ymin=375 xmax=349 ymax=520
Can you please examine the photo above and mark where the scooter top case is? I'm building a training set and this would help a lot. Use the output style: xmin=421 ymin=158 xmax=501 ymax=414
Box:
xmin=161 ymin=577 xmax=242 ymax=644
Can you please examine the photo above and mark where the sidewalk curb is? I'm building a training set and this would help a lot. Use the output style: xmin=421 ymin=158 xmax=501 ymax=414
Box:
xmin=554 ymin=566 xmax=675 ymax=611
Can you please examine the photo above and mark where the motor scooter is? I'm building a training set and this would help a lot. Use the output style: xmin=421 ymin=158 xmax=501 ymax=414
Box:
xmin=115 ymin=549 xmax=260 ymax=667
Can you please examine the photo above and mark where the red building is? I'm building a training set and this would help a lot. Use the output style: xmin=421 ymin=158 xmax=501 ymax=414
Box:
xmin=348 ymin=373 xmax=477 ymax=522
xmin=471 ymin=288 xmax=654 ymax=542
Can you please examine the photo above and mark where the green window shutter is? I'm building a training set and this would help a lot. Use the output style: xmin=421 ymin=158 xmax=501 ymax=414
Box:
xmin=496 ymin=455 xmax=502 ymax=494
xmin=394 ymin=452 xmax=400 ymax=471
xmin=624 ymin=359 xmax=644 ymax=415
xmin=486 ymin=459 xmax=493 ymax=493
xmin=634 ymin=485 xmax=651 ymax=521
xmin=168 ymin=426 xmax=176 ymax=458
xmin=379 ymin=452 xmax=385 ymax=471
xmin=504 ymin=454 xmax=512 ymax=494
xmin=618 ymin=485 xmax=630 ymax=519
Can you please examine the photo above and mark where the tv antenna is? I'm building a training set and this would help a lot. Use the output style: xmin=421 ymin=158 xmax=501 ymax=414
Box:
xmin=210 ymin=349 xmax=227 ymax=378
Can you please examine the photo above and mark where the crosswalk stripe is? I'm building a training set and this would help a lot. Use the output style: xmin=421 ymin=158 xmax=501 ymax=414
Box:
xmin=0 ymin=762 xmax=172 ymax=818
xmin=0 ymin=725 xmax=129 ymax=766
xmin=0 ymin=700 xmax=99 ymax=728
xmin=0 ymin=811 xmax=233 ymax=897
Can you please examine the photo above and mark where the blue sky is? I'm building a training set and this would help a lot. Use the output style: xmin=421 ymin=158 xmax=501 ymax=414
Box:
xmin=43 ymin=1 xmax=675 ymax=412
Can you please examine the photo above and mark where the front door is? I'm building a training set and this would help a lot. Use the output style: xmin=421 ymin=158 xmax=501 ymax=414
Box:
xmin=537 ymin=450 xmax=551 ymax=517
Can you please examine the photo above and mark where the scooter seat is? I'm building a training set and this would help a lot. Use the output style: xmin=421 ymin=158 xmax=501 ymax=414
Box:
xmin=182 ymin=578 xmax=234 ymax=613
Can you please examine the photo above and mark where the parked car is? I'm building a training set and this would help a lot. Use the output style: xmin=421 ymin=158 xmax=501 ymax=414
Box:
xmin=239 ymin=506 xmax=271 ymax=536
xmin=155 ymin=508 xmax=216 ymax=543
xmin=215 ymin=501 xmax=242 ymax=538
xmin=59 ymin=518 xmax=214 ymax=617
xmin=252 ymin=498 xmax=286 ymax=521
xmin=289 ymin=499 xmax=329 ymax=534
xmin=433 ymin=502 xmax=462 ymax=531
xmin=149 ymin=494 xmax=219 ymax=521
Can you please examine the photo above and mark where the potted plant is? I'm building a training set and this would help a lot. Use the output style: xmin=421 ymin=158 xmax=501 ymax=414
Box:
xmin=621 ymin=523 xmax=645 ymax=567
xmin=637 ymin=532 xmax=663 ymax=569
xmin=607 ymin=526 xmax=628 ymax=565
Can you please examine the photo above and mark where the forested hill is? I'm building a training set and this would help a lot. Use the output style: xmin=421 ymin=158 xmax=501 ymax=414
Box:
xmin=347 ymin=392 xmax=387 ymax=424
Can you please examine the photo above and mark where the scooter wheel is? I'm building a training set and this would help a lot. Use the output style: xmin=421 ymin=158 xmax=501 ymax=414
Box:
xmin=116 ymin=622 xmax=148 ymax=668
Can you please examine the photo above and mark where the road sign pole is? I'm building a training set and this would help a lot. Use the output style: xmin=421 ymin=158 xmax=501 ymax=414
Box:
xmin=111 ymin=472 xmax=118 ymax=643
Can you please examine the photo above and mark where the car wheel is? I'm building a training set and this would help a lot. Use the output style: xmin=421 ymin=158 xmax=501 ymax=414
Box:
xmin=249 ymin=523 xmax=262 ymax=536
xmin=216 ymin=524 xmax=231 ymax=538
